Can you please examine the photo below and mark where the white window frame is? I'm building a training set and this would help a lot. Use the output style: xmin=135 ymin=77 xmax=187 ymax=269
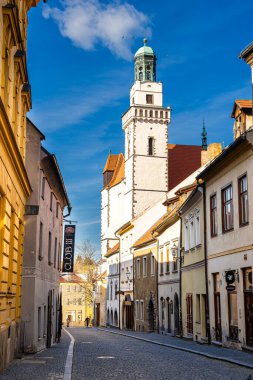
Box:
xmin=143 ymin=256 xmax=147 ymax=277
xmin=136 ymin=258 xmax=140 ymax=278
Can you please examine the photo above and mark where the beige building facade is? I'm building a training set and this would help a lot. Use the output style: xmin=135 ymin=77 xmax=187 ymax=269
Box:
xmin=180 ymin=186 xmax=208 ymax=342
xmin=197 ymin=131 xmax=253 ymax=349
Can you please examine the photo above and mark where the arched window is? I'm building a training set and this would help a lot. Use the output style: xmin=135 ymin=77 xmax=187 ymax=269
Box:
xmin=139 ymin=71 xmax=143 ymax=81
xmin=150 ymin=110 xmax=153 ymax=117
xmin=155 ymin=110 xmax=158 ymax=117
xmin=148 ymin=137 xmax=154 ymax=156
xmin=165 ymin=111 xmax=168 ymax=118
xmin=139 ymin=109 xmax=143 ymax=117
xmin=145 ymin=110 xmax=147 ymax=117
xmin=160 ymin=111 xmax=163 ymax=118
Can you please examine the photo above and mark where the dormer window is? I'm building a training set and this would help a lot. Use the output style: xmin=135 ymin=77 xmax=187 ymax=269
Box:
xmin=148 ymin=137 xmax=154 ymax=155
xmin=146 ymin=94 xmax=153 ymax=104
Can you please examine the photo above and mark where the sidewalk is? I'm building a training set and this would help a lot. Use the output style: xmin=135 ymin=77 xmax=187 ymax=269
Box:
xmin=98 ymin=327 xmax=253 ymax=370
xmin=0 ymin=329 xmax=70 ymax=380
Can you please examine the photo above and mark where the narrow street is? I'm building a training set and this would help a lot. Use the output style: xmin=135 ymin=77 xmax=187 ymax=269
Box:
xmin=1 ymin=327 xmax=253 ymax=379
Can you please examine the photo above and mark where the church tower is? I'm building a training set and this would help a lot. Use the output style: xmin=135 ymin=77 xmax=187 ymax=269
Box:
xmin=122 ymin=39 xmax=171 ymax=220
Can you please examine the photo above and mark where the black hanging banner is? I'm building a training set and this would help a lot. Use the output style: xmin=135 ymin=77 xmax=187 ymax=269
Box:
xmin=62 ymin=225 xmax=76 ymax=272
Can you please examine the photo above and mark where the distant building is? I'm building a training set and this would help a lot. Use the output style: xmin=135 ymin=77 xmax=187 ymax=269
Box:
xmin=21 ymin=119 xmax=71 ymax=353
xmin=0 ymin=0 xmax=41 ymax=372
xmin=93 ymin=262 xmax=107 ymax=327
xmin=101 ymin=40 xmax=203 ymax=331
xmin=60 ymin=274 xmax=93 ymax=327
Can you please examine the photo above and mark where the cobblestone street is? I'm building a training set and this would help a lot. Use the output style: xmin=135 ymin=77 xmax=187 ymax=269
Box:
xmin=3 ymin=328 xmax=253 ymax=380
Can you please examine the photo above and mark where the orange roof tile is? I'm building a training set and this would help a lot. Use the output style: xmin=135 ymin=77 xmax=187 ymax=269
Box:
xmin=107 ymin=153 xmax=125 ymax=188
xmin=133 ymin=213 xmax=169 ymax=249
xmin=103 ymin=154 xmax=119 ymax=174
xmin=104 ymin=242 xmax=120 ymax=258
xmin=231 ymin=99 xmax=253 ymax=117
xmin=60 ymin=273 xmax=84 ymax=283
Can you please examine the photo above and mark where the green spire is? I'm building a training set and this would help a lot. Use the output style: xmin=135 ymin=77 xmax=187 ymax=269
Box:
xmin=134 ymin=38 xmax=156 ymax=82
xmin=201 ymin=120 xmax=207 ymax=150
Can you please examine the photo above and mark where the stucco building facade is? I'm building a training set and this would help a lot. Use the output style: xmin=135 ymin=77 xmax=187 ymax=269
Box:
xmin=21 ymin=119 xmax=71 ymax=352
xmin=0 ymin=0 xmax=41 ymax=371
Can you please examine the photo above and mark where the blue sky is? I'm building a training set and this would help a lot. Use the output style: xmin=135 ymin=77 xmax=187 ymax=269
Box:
xmin=27 ymin=0 xmax=253 ymax=254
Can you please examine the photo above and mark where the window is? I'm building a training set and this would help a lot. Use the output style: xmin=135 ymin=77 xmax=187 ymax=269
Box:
xmin=210 ymin=194 xmax=217 ymax=237
xmin=143 ymin=257 xmax=147 ymax=277
xmin=222 ymin=185 xmax=233 ymax=232
xmin=50 ymin=192 xmax=53 ymax=211
xmin=189 ymin=217 xmax=194 ymax=248
xmin=39 ymin=222 xmax=43 ymax=260
xmin=41 ymin=176 xmax=45 ymax=199
xmin=136 ymin=300 xmax=139 ymax=319
xmin=195 ymin=211 xmax=200 ymax=245
xmin=166 ymin=246 xmax=170 ymax=273
xmin=184 ymin=221 xmax=189 ymax=251
xmin=115 ymin=283 xmax=118 ymax=300
xmin=58 ymin=244 xmax=61 ymax=271
xmin=38 ymin=307 xmax=41 ymax=339
xmin=148 ymin=137 xmax=154 ymax=156
xmin=48 ymin=231 xmax=52 ymax=265
xmin=151 ymin=255 xmax=155 ymax=276
xmin=136 ymin=259 xmax=140 ymax=278
xmin=238 ymin=175 xmax=248 ymax=226
xmin=43 ymin=306 xmax=47 ymax=336
xmin=54 ymin=237 xmax=57 ymax=268
xmin=146 ymin=94 xmax=153 ymax=104
xmin=110 ymin=281 xmax=113 ymax=301
xmin=56 ymin=203 xmax=59 ymax=218
xmin=140 ymin=301 xmax=144 ymax=320
xmin=160 ymin=249 xmax=164 ymax=275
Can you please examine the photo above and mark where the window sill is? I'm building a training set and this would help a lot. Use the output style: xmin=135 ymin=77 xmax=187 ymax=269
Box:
xmin=210 ymin=234 xmax=218 ymax=238
xmin=165 ymin=272 xmax=170 ymax=275
xmin=160 ymin=273 xmax=164 ymax=276
xmin=172 ymin=270 xmax=178 ymax=274
xmin=239 ymin=222 xmax=249 ymax=228
xmin=222 ymin=228 xmax=234 ymax=234
xmin=38 ymin=256 xmax=43 ymax=261
xmin=195 ymin=243 xmax=202 ymax=249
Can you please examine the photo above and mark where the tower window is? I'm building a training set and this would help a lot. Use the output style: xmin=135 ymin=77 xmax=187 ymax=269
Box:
xmin=146 ymin=94 xmax=153 ymax=104
xmin=148 ymin=137 xmax=154 ymax=156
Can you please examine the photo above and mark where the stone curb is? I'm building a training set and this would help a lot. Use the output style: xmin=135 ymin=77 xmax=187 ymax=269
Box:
xmin=97 ymin=328 xmax=253 ymax=370
xmin=63 ymin=327 xmax=75 ymax=380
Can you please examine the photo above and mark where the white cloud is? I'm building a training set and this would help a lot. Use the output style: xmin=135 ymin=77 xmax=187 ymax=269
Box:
xmin=43 ymin=0 xmax=151 ymax=60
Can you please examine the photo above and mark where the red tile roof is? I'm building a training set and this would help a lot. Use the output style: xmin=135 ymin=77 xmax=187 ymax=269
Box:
xmin=60 ymin=273 xmax=83 ymax=283
xmin=168 ymin=144 xmax=202 ymax=190
xmin=103 ymin=154 xmax=119 ymax=173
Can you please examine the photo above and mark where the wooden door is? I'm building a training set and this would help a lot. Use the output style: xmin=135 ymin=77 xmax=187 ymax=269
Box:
xmin=244 ymin=292 xmax=253 ymax=346
xmin=186 ymin=294 xmax=193 ymax=335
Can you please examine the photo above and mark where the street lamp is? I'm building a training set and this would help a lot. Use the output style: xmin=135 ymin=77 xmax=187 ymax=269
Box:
xmin=239 ymin=42 xmax=253 ymax=128
xmin=171 ymin=242 xmax=178 ymax=260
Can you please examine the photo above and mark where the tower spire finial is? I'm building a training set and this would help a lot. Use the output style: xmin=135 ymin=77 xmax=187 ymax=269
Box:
xmin=201 ymin=119 xmax=207 ymax=150
xmin=143 ymin=38 xmax=147 ymax=46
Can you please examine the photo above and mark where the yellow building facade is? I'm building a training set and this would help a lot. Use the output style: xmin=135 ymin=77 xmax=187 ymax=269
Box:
xmin=60 ymin=274 xmax=93 ymax=327
xmin=0 ymin=0 xmax=40 ymax=371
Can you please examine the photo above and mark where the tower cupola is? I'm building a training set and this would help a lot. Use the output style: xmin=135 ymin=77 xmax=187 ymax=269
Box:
xmin=134 ymin=38 xmax=156 ymax=82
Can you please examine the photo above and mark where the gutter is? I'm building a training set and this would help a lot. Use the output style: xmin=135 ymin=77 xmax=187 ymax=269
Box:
xmin=202 ymin=182 xmax=211 ymax=344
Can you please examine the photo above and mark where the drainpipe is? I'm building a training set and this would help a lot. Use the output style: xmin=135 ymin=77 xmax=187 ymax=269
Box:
xmin=132 ymin=247 xmax=135 ymax=332
xmin=179 ymin=214 xmax=183 ymax=337
xmin=203 ymin=182 xmax=211 ymax=344
xmin=156 ymin=238 xmax=159 ymax=334
xmin=115 ymin=232 xmax=121 ymax=330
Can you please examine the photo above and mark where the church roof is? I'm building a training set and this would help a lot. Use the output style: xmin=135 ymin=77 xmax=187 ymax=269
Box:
xmin=134 ymin=38 xmax=155 ymax=58
xmin=103 ymin=153 xmax=125 ymax=189
xmin=231 ymin=99 xmax=252 ymax=117
xmin=103 ymin=154 xmax=119 ymax=173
